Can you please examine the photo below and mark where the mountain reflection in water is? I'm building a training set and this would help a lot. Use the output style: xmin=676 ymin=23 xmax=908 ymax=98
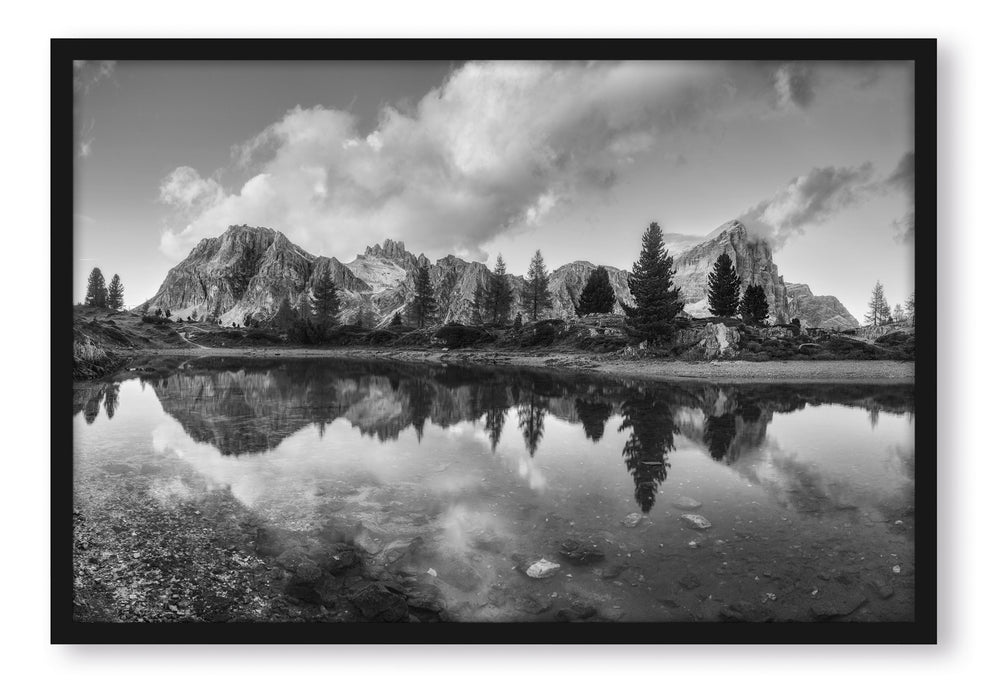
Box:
xmin=73 ymin=357 xmax=915 ymax=623
xmin=74 ymin=357 xmax=914 ymax=516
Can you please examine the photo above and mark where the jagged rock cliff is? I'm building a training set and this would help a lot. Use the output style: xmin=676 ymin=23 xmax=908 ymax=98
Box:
xmin=785 ymin=283 xmax=859 ymax=330
xmin=144 ymin=222 xmax=856 ymax=329
xmin=671 ymin=220 xmax=791 ymax=323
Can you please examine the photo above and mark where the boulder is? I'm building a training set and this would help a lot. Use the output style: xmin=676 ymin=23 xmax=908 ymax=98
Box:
xmin=679 ymin=513 xmax=712 ymax=530
xmin=524 ymin=558 xmax=561 ymax=579
xmin=672 ymin=495 xmax=703 ymax=511
xmin=349 ymin=583 xmax=409 ymax=622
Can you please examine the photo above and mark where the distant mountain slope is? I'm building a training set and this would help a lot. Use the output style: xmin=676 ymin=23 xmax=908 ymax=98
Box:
xmin=143 ymin=222 xmax=857 ymax=329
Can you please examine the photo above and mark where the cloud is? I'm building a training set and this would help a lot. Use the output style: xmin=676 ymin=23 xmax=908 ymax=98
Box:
xmin=884 ymin=151 xmax=914 ymax=243
xmin=158 ymin=60 xmax=783 ymax=261
xmin=740 ymin=162 xmax=876 ymax=246
xmin=73 ymin=60 xmax=116 ymax=94
xmin=773 ymin=63 xmax=817 ymax=110
xmin=78 ymin=138 xmax=93 ymax=158
xmin=159 ymin=166 xmax=224 ymax=210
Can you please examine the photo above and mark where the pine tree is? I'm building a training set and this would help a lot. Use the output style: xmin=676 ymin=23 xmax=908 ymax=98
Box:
xmin=892 ymin=304 xmax=905 ymax=323
xmin=106 ymin=274 xmax=124 ymax=310
xmin=298 ymin=292 xmax=313 ymax=320
xmin=391 ymin=311 xmax=403 ymax=327
xmin=621 ymin=222 xmax=684 ymax=342
xmin=311 ymin=272 xmax=340 ymax=325
xmin=84 ymin=267 xmax=108 ymax=308
xmin=739 ymin=284 xmax=770 ymax=325
xmin=521 ymin=250 xmax=552 ymax=321
xmin=489 ymin=254 xmax=514 ymax=325
xmin=411 ymin=264 xmax=438 ymax=328
xmin=470 ymin=280 xmax=489 ymax=325
xmin=707 ymin=252 xmax=742 ymax=317
xmin=865 ymin=281 xmax=891 ymax=327
xmin=270 ymin=297 xmax=297 ymax=330
xmin=905 ymin=292 xmax=915 ymax=327
xmin=577 ymin=266 xmax=617 ymax=315
xmin=513 ymin=312 xmax=523 ymax=331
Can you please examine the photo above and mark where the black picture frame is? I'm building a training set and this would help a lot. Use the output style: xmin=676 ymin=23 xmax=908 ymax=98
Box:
xmin=53 ymin=38 xmax=936 ymax=644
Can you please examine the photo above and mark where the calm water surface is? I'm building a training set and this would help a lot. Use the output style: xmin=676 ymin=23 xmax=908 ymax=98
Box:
xmin=73 ymin=357 xmax=915 ymax=622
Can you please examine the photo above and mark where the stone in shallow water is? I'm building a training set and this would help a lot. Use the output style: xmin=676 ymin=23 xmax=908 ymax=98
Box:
xmin=621 ymin=513 xmax=645 ymax=528
xmin=673 ymin=496 xmax=703 ymax=511
xmin=680 ymin=513 xmax=712 ymax=530
xmin=439 ymin=560 xmax=483 ymax=592
xmin=525 ymin=558 xmax=561 ymax=579
xmin=559 ymin=538 xmax=606 ymax=564
xmin=349 ymin=583 xmax=408 ymax=622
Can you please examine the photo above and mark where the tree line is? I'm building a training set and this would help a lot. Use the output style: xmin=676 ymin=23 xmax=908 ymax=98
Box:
xmin=83 ymin=267 xmax=125 ymax=310
xmin=865 ymin=282 xmax=915 ymax=327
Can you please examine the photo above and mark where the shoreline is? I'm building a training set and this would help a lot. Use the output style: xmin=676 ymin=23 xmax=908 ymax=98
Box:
xmin=132 ymin=346 xmax=914 ymax=384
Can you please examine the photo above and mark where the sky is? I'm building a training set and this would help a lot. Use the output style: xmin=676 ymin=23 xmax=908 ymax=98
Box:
xmin=73 ymin=59 xmax=915 ymax=321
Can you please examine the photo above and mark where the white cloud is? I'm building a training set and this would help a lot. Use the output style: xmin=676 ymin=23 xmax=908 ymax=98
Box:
xmin=158 ymin=60 xmax=884 ymax=262
xmin=740 ymin=162 xmax=876 ymax=247
xmin=157 ymin=60 xmax=760 ymax=261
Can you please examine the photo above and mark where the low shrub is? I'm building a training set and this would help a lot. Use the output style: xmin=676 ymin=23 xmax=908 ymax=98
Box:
xmin=433 ymin=323 xmax=495 ymax=349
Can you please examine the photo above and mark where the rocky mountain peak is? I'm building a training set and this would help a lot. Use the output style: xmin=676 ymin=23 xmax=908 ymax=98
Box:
xmin=144 ymin=223 xmax=857 ymax=330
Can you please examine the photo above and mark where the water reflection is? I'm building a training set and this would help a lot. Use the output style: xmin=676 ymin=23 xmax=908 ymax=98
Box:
xmin=74 ymin=357 xmax=916 ymax=623
xmin=74 ymin=357 xmax=915 ymax=518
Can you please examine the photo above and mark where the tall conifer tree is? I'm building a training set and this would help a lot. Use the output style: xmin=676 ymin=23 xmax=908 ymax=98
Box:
xmin=577 ymin=266 xmax=617 ymax=315
xmin=620 ymin=222 xmax=684 ymax=341
xmin=411 ymin=264 xmax=438 ymax=328
xmin=106 ymin=274 xmax=124 ymax=310
xmin=521 ymin=250 xmax=552 ymax=321
xmin=84 ymin=267 xmax=108 ymax=308
xmin=707 ymin=252 xmax=741 ymax=317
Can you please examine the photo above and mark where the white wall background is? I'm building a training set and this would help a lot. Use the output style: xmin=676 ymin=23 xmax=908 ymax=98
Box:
xmin=2 ymin=2 xmax=980 ymax=698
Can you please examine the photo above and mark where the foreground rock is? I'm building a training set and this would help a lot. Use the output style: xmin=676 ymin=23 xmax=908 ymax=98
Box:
xmin=621 ymin=513 xmax=645 ymax=528
xmin=679 ymin=513 xmax=712 ymax=530
xmin=524 ymin=558 xmax=561 ymax=579
xmin=672 ymin=496 xmax=703 ymax=511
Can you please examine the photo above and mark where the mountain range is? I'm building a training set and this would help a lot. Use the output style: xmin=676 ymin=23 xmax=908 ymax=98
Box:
xmin=142 ymin=221 xmax=858 ymax=329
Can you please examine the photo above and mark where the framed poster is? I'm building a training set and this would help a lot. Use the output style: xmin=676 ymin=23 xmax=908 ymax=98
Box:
xmin=54 ymin=38 xmax=935 ymax=643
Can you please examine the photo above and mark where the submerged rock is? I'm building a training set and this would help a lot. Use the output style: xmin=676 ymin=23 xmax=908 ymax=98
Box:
xmin=679 ymin=513 xmax=712 ymax=530
xmin=524 ymin=558 xmax=561 ymax=579
xmin=349 ymin=583 xmax=409 ymax=622
xmin=672 ymin=496 xmax=703 ymax=511
xmin=621 ymin=513 xmax=645 ymax=528
xmin=439 ymin=560 xmax=483 ymax=592
xmin=559 ymin=538 xmax=606 ymax=564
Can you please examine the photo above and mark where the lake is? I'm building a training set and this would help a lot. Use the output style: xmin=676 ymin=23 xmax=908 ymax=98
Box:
xmin=72 ymin=356 xmax=915 ymax=623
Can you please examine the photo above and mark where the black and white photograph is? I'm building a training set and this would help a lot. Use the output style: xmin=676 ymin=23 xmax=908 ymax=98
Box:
xmin=57 ymin=41 xmax=934 ymax=642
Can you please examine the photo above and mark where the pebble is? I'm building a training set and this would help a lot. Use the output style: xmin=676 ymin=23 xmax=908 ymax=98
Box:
xmin=525 ymin=558 xmax=561 ymax=579
xmin=680 ymin=513 xmax=712 ymax=530
xmin=621 ymin=513 xmax=645 ymax=528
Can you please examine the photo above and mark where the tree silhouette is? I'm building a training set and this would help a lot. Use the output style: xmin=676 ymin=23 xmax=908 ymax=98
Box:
xmin=577 ymin=266 xmax=617 ymax=315
xmin=707 ymin=252 xmax=741 ymax=317
xmin=489 ymin=254 xmax=514 ymax=325
xmin=411 ymin=265 xmax=438 ymax=328
xmin=102 ymin=383 xmax=120 ymax=420
xmin=84 ymin=267 xmax=108 ymax=308
xmin=575 ymin=398 xmax=612 ymax=442
xmin=106 ymin=274 xmax=124 ymax=310
xmin=406 ymin=379 xmax=436 ymax=442
xmin=739 ymin=284 xmax=769 ymax=325
xmin=312 ymin=272 xmax=340 ymax=325
xmin=703 ymin=412 xmax=737 ymax=462
xmin=517 ymin=392 xmax=548 ymax=456
xmin=618 ymin=390 xmax=677 ymax=513
xmin=391 ymin=312 xmax=403 ymax=327
xmin=621 ymin=222 xmax=683 ymax=342
xmin=865 ymin=281 xmax=892 ymax=327
xmin=478 ymin=382 xmax=511 ymax=451
xmin=521 ymin=250 xmax=552 ymax=322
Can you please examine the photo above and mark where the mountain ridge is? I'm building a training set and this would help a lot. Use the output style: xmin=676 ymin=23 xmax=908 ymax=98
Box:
xmin=142 ymin=223 xmax=858 ymax=329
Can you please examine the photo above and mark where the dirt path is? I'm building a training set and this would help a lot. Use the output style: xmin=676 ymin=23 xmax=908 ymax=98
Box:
xmin=135 ymin=346 xmax=914 ymax=384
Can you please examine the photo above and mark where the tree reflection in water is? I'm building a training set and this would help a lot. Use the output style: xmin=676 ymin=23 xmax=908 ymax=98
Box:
xmin=94 ymin=356 xmax=914 ymax=513
xmin=618 ymin=390 xmax=678 ymax=513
